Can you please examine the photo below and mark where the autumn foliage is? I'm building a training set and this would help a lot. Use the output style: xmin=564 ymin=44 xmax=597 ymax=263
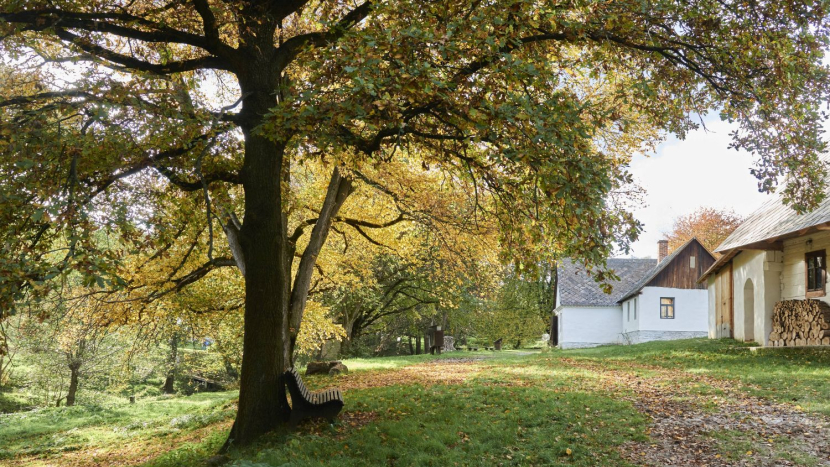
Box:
xmin=666 ymin=207 xmax=743 ymax=255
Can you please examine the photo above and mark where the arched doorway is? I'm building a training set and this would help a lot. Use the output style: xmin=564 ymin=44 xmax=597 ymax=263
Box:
xmin=744 ymin=279 xmax=755 ymax=342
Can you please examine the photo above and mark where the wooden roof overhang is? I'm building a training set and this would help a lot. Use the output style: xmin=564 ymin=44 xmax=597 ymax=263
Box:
xmin=697 ymin=220 xmax=830 ymax=284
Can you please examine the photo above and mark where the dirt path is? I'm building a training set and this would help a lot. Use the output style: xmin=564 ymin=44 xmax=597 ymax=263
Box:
xmin=558 ymin=358 xmax=830 ymax=466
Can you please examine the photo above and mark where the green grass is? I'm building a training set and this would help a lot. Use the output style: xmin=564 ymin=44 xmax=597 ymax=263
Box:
xmin=0 ymin=391 xmax=238 ymax=463
xmin=337 ymin=348 xmax=538 ymax=372
xmin=227 ymin=355 xmax=645 ymax=467
xmin=5 ymin=339 xmax=830 ymax=466
xmin=557 ymin=338 xmax=830 ymax=414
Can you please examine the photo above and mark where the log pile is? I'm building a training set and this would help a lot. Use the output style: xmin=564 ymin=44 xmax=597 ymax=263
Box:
xmin=768 ymin=299 xmax=830 ymax=347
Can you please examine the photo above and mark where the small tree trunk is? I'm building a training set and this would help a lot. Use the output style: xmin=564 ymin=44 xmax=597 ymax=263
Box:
xmin=223 ymin=357 xmax=240 ymax=380
xmin=415 ymin=335 xmax=421 ymax=355
xmin=65 ymin=362 xmax=80 ymax=407
xmin=408 ymin=335 xmax=414 ymax=355
xmin=163 ymin=333 xmax=179 ymax=394
xmin=549 ymin=265 xmax=559 ymax=347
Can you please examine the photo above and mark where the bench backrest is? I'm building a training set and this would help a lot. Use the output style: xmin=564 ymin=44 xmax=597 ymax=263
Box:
xmin=286 ymin=367 xmax=313 ymax=402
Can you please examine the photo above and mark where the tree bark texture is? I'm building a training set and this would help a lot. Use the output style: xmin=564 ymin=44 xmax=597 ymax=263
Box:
xmin=163 ymin=333 xmax=179 ymax=394
xmin=66 ymin=361 xmax=81 ymax=407
xmin=549 ymin=265 xmax=559 ymax=347
xmin=225 ymin=53 xmax=293 ymax=445
xmin=228 ymin=130 xmax=292 ymax=447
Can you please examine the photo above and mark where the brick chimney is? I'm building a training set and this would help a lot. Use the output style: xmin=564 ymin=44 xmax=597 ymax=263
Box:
xmin=658 ymin=240 xmax=669 ymax=262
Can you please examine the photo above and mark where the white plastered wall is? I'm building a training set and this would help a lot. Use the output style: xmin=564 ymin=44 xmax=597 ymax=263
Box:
xmin=558 ymin=306 xmax=622 ymax=348
xmin=731 ymin=250 xmax=783 ymax=345
xmin=621 ymin=297 xmax=640 ymax=334
xmin=782 ymin=231 xmax=830 ymax=304
xmin=707 ymin=276 xmax=717 ymax=339
xmin=637 ymin=286 xmax=708 ymax=333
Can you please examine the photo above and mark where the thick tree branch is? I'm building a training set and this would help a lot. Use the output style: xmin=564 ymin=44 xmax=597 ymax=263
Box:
xmin=192 ymin=0 xmax=225 ymax=51
xmin=1 ymin=8 xmax=225 ymax=53
xmin=167 ymin=257 xmax=237 ymax=292
xmin=50 ymin=27 xmax=232 ymax=74
xmin=276 ymin=1 xmax=372 ymax=68
xmin=288 ymin=167 xmax=353 ymax=335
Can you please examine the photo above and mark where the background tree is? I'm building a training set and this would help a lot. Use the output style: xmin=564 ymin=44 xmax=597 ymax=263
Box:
xmin=17 ymin=297 xmax=120 ymax=407
xmin=2 ymin=0 xmax=830 ymax=447
xmin=479 ymin=266 xmax=552 ymax=348
xmin=666 ymin=207 xmax=744 ymax=254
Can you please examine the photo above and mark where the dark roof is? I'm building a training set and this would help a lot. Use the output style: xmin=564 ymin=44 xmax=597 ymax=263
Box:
xmin=617 ymin=238 xmax=713 ymax=303
xmin=558 ymin=257 xmax=657 ymax=307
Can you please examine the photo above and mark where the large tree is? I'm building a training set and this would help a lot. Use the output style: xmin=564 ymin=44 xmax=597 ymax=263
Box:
xmin=2 ymin=0 xmax=829 ymax=447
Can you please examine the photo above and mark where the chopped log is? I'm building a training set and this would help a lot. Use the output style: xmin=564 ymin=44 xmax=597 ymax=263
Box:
xmin=769 ymin=299 xmax=830 ymax=347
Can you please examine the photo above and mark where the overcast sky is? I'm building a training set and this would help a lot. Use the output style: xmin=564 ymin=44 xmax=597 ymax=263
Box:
xmin=623 ymin=115 xmax=770 ymax=258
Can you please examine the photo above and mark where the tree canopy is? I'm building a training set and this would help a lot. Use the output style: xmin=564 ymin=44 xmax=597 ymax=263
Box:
xmin=2 ymin=0 xmax=829 ymax=447
xmin=666 ymin=206 xmax=744 ymax=254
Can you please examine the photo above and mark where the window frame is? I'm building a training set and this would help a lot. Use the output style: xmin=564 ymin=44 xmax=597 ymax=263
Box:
xmin=660 ymin=297 xmax=675 ymax=319
xmin=805 ymin=250 xmax=827 ymax=298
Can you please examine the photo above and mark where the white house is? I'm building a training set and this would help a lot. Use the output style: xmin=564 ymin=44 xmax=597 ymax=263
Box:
xmin=554 ymin=238 xmax=715 ymax=348
xmin=699 ymin=184 xmax=830 ymax=346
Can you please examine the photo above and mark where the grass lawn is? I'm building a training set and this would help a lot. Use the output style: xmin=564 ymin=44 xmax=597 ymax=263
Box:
xmin=560 ymin=338 xmax=830 ymax=415
xmin=3 ymin=340 xmax=830 ymax=466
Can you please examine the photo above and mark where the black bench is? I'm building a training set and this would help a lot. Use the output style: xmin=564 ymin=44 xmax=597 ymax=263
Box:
xmin=285 ymin=368 xmax=344 ymax=427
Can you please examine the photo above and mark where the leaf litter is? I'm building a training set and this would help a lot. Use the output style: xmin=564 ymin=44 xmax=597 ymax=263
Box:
xmin=557 ymin=358 xmax=830 ymax=466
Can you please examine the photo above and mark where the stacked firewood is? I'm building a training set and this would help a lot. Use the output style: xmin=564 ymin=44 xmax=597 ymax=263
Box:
xmin=768 ymin=299 xmax=830 ymax=346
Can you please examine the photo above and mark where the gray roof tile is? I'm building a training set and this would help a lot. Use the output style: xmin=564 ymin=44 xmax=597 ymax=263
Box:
xmin=559 ymin=257 xmax=657 ymax=307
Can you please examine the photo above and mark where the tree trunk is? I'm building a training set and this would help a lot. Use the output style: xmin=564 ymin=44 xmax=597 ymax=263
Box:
xmin=225 ymin=86 xmax=292 ymax=447
xmin=549 ymin=264 xmax=559 ymax=347
xmin=222 ymin=356 xmax=240 ymax=380
xmin=163 ymin=333 xmax=178 ymax=394
xmin=415 ymin=335 xmax=421 ymax=355
xmin=225 ymin=21 xmax=353 ymax=448
xmin=66 ymin=362 xmax=80 ymax=407
xmin=408 ymin=335 xmax=414 ymax=355
xmin=287 ymin=167 xmax=353 ymax=358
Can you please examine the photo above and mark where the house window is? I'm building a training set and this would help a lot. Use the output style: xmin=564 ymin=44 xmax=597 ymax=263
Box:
xmin=627 ymin=302 xmax=630 ymax=321
xmin=634 ymin=298 xmax=637 ymax=320
xmin=806 ymin=250 xmax=826 ymax=298
xmin=660 ymin=297 xmax=675 ymax=319
xmin=690 ymin=256 xmax=696 ymax=268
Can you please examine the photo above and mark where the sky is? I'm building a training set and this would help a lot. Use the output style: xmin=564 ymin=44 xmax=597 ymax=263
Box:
xmin=623 ymin=115 xmax=770 ymax=258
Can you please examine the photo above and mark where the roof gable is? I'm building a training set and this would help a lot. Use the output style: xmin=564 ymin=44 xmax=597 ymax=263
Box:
xmin=617 ymin=238 xmax=716 ymax=303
